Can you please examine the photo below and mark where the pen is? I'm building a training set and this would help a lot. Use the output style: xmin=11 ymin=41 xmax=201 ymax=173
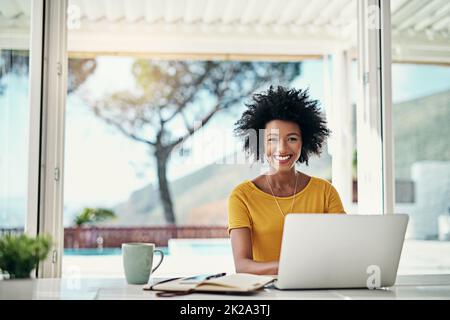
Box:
xmin=205 ymin=272 xmax=226 ymax=280
xmin=146 ymin=276 xmax=182 ymax=290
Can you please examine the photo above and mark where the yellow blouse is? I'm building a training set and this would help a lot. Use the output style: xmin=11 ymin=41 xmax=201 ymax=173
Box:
xmin=227 ymin=176 xmax=346 ymax=262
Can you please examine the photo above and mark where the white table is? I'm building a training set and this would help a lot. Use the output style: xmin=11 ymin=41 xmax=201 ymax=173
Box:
xmin=1 ymin=275 xmax=450 ymax=300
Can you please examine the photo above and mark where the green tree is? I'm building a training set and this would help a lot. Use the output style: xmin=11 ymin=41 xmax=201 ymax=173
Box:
xmin=74 ymin=208 xmax=117 ymax=227
xmin=90 ymin=60 xmax=301 ymax=224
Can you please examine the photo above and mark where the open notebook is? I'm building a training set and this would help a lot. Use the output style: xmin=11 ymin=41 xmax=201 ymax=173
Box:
xmin=143 ymin=273 xmax=275 ymax=294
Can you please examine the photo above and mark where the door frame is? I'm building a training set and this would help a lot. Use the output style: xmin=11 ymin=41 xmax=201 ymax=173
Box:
xmin=32 ymin=0 xmax=395 ymax=277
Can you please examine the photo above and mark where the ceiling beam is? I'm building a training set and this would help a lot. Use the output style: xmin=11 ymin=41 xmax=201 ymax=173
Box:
xmin=124 ymin=0 xmax=142 ymax=23
xmin=144 ymin=0 xmax=163 ymax=24
xmin=295 ymin=0 xmax=327 ymax=26
xmin=392 ymin=0 xmax=428 ymax=25
xmin=222 ymin=0 xmax=238 ymax=24
xmin=202 ymin=0 xmax=217 ymax=24
xmin=104 ymin=0 xmax=122 ymax=22
xmin=414 ymin=2 xmax=450 ymax=31
xmin=259 ymin=0 xmax=279 ymax=25
xmin=240 ymin=0 xmax=258 ymax=25
xmin=396 ymin=0 xmax=442 ymax=31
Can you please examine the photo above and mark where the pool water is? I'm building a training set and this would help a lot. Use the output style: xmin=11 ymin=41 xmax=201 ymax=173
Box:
xmin=63 ymin=239 xmax=232 ymax=256
xmin=64 ymin=247 xmax=169 ymax=256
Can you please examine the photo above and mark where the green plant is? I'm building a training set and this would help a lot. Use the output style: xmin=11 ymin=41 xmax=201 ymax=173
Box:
xmin=0 ymin=234 xmax=52 ymax=279
xmin=74 ymin=207 xmax=117 ymax=227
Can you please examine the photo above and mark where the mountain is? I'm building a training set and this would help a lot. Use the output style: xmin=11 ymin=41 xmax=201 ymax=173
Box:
xmin=112 ymin=160 xmax=259 ymax=226
xmin=394 ymin=90 xmax=450 ymax=179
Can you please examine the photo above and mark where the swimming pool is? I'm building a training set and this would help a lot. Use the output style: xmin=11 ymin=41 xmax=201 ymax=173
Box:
xmin=63 ymin=239 xmax=232 ymax=256
xmin=63 ymin=247 xmax=169 ymax=256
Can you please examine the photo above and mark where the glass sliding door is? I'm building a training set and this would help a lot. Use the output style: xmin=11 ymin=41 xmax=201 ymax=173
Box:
xmin=356 ymin=0 xmax=392 ymax=215
xmin=390 ymin=0 xmax=450 ymax=274
xmin=0 ymin=0 xmax=33 ymax=234
xmin=0 ymin=0 xmax=61 ymax=278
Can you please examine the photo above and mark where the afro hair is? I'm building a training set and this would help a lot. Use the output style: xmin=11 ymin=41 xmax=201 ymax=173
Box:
xmin=234 ymin=86 xmax=331 ymax=165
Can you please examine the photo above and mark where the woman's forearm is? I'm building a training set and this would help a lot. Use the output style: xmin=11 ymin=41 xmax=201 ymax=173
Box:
xmin=235 ymin=258 xmax=278 ymax=275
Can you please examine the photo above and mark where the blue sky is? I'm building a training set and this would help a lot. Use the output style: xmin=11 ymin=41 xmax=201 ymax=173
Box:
xmin=392 ymin=64 xmax=450 ymax=103
xmin=1 ymin=58 xmax=449 ymax=226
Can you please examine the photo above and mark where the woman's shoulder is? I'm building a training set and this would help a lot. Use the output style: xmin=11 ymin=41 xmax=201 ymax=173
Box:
xmin=309 ymin=176 xmax=331 ymax=185
xmin=229 ymin=179 xmax=254 ymax=196
xmin=308 ymin=176 xmax=335 ymax=190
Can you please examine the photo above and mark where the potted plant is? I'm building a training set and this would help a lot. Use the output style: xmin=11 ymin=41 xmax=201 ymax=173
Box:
xmin=0 ymin=234 xmax=52 ymax=279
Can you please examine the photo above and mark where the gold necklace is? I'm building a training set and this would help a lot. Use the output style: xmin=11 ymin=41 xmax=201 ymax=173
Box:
xmin=265 ymin=172 xmax=298 ymax=218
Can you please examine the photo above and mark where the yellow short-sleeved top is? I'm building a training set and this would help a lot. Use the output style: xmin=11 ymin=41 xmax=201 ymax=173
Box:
xmin=227 ymin=176 xmax=345 ymax=262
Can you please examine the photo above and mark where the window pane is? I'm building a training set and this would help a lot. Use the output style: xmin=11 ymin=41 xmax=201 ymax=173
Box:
xmin=391 ymin=2 xmax=450 ymax=274
xmin=0 ymin=2 xmax=32 ymax=232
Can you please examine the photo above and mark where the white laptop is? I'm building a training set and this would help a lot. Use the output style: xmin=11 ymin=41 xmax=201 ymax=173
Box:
xmin=275 ymin=213 xmax=409 ymax=290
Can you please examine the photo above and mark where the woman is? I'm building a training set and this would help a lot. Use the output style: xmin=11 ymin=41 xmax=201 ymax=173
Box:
xmin=228 ymin=86 xmax=346 ymax=275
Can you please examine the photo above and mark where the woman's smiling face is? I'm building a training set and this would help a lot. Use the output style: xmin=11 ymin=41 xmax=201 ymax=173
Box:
xmin=264 ymin=120 xmax=302 ymax=173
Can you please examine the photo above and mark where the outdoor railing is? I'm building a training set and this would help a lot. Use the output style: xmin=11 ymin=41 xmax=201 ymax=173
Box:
xmin=0 ymin=226 xmax=228 ymax=248
xmin=64 ymin=226 xmax=229 ymax=248
xmin=0 ymin=228 xmax=24 ymax=237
